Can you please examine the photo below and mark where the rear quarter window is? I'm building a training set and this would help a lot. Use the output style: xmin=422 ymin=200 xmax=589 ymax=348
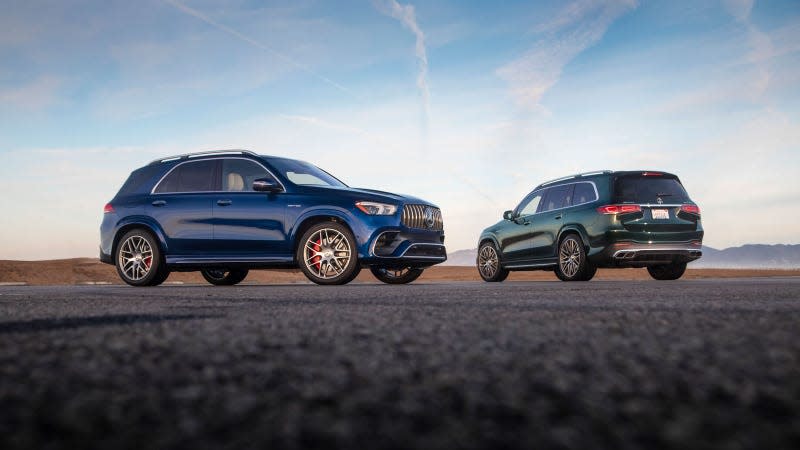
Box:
xmin=117 ymin=165 xmax=162 ymax=196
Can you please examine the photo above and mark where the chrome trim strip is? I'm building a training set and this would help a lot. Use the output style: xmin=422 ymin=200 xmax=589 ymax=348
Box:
xmin=151 ymin=157 xmax=286 ymax=195
xmin=516 ymin=181 xmax=600 ymax=218
xmin=503 ymin=261 xmax=557 ymax=269
xmin=613 ymin=248 xmax=703 ymax=259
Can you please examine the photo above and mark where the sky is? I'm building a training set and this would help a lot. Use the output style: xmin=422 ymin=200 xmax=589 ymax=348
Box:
xmin=1 ymin=0 xmax=799 ymax=260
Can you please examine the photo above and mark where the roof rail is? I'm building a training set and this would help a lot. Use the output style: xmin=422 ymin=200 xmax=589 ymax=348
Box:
xmin=538 ymin=170 xmax=613 ymax=188
xmin=148 ymin=149 xmax=257 ymax=165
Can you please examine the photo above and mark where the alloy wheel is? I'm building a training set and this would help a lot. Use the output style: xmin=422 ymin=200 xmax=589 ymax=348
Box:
xmin=559 ymin=238 xmax=581 ymax=278
xmin=478 ymin=245 xmax=499 ymax=278
xmin=118 ymin=235 xmax=153 ymax=281
xmin=303 ymin=228 xmax=352 ymax=280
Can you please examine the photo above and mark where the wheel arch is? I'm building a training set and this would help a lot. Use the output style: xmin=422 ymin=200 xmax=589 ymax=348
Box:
xmin=557 ymin=225 xmax=590 ymax=250
xmin=291 ymin=212 xmax=358 ymax=260
xmin=112 ymin=217 xmax=168 ymax=262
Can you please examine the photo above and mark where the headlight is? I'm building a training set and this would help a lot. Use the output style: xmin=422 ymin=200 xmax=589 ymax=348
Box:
xmin=355 ymin=201 xmax=397 ymax=215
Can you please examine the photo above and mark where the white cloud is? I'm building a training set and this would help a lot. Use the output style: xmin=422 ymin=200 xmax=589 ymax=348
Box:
xmin=0 ymin=76 xmax=62 ymax=111
xmin=496 ymin=0 xmax=637 ymax=108
xmin=373 ymin=0 xmax=431 ymax=124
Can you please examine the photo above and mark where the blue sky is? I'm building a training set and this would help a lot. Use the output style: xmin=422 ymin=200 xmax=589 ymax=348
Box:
xmin=1 ymin=0 xmax=798 ymax=259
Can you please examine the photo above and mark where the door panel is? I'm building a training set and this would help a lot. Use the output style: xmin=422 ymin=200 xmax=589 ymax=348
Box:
xmin=147 ymin=194 xmax=214 ymax=255
xmin=212 ymin=194 xmax=288 ymax=256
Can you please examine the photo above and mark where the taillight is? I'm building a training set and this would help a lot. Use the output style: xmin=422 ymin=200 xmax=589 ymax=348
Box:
xmin=103 ymin=203 xmax=115 ymax=214
xmin=681 ymin=204 xmax=700 ymax=215
xmin=597 ymin=204 xmax=642 ymax=214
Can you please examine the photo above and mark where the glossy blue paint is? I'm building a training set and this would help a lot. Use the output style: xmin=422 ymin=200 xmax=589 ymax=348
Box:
xmin=100 ymin=153 xmax=447 ymax=271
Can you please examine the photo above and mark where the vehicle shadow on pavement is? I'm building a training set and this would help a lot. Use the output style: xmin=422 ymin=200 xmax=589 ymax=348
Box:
xmin=0 ymin=313 xmax=218 ymax=335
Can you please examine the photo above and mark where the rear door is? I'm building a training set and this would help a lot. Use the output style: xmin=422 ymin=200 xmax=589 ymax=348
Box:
xmin=531 ymin=184 xmax=573 ymax=259
xmin=613 ymin=173 xmax=698 ymax=233
xmin=148 ymin=160 xmax=217 ymax=255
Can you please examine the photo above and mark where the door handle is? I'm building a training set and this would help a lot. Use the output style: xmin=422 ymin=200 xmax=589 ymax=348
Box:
xmin=217 ymin=200 xmax=232 ymax=206
xmin=554 ymin=215 xmax=562 ymax=220
xmin=151 ymin=200 xmax=166 ymax=207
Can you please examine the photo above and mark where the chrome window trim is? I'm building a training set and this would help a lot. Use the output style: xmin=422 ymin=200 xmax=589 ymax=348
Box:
xmin=150 ymin=157 xmax=285 ymax=195
xmin=516 ymin=181 xmax=599 ymax=218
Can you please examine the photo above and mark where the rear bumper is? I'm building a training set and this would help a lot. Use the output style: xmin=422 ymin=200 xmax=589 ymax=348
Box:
xmin=590 ymin=241 xmax=702 ymax=267
xmin=99 ymin=247 xmax=113 ymax=265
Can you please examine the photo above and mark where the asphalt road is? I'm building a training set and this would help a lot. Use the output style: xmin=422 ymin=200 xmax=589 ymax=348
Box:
xmin=1 ymin=279 xmax=798 ymax=450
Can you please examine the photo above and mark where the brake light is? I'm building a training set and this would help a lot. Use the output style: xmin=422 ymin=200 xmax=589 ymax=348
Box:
xmin=642 ymin=172 xmax=663 ymax=176
xmin=103 ymin=203 xmax=115 ymax=214
xmin=681 ymin=204 xmax=700 ymax=215
xmin=597 ymin=204 xmax=642 ymax=214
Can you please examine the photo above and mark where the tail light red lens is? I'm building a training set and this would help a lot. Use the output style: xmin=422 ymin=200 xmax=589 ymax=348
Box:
xmin=597 ymin=204 xmax=642 ymax=214
xmin=680 ymin=204 xmax=700 ymax=215
xmin=103 ymin=203 xmax=115 ymax=214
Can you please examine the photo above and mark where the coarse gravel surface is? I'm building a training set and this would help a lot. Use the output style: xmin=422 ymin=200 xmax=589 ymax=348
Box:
xmin=0 ymin=279 xmax=798 ymax=449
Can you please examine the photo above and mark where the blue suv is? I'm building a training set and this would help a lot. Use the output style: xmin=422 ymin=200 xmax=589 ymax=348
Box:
xmin=100 ymin=150 xmax=446 ymax=286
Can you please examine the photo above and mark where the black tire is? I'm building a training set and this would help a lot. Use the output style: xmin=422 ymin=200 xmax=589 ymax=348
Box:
xmin=370 ymin=267 xmax=424 ymax=284
xmin=647 ymin=262 xmax=687 ymax=280
xmin=201 ymin=269 xmax=249 ymax=286
xmin=555 ymin=234 xmax=591 ymax=282
xmin=477 ymin=241 xmax=510 ymax=282
xmin=297 ymin=221 xmax=361 ymax=285
xmin=115 ymin=229 xmax=169 ymax=287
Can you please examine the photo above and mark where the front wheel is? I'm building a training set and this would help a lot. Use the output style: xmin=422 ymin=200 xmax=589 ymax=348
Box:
xmin=647 ymin=262 xmax=687 ymax=280
xmin=555 ymin=235 xmax=593 ymax=282
xmin=477 ymin=242 xmax=509 ymax=282
xmin=201 ymin=269 xmax=248 ymax=286
xmin=297 ymin=222 xmax=361 ymax=285
xmin=115 ymin=229 xmax=169 ymax=287
xmin=370 ymin=267 xmax=424 ymax=284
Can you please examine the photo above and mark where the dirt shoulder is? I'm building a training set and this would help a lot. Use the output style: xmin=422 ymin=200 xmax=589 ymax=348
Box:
xmin=1 ymin=259 xmax=798 ymax=285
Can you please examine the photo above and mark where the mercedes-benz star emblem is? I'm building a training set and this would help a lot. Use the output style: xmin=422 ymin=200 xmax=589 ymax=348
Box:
xmin=424 ymin=207 xmax=435 ymax=229
xmin=656 ymin=197 xmax=663 ymax=204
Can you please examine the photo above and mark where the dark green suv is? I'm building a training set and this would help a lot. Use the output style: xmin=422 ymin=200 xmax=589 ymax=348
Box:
xmin=477 ymin=171 xmax=703 ymax=282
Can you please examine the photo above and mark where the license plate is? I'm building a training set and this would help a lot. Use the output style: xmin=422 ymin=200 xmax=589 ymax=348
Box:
xmin=651 ymin=209 xmax=669 ymax=220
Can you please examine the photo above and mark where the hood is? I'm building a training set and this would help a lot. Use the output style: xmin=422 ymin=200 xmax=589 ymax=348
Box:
xmin=299 ymin=185 xmax=437 ymax=207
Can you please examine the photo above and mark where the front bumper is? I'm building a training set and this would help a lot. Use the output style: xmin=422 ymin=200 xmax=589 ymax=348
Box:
xmin=362 ymin=229 xmax=447 ymax=268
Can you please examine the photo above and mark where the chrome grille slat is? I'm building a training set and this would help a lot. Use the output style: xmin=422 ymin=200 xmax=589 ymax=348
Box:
xmin=401 ymin=204 xmax=443 ymax=231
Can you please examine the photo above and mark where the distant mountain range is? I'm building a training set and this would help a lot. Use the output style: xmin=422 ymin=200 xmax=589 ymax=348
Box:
xmin=443 ymin=244 xmax=800 ymax=269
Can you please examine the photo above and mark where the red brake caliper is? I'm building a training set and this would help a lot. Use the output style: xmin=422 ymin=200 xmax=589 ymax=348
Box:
xmin=312 ymin=238 xmax=322 ymax=270
xmin=143 ymin=257 xmax=152 ymax=270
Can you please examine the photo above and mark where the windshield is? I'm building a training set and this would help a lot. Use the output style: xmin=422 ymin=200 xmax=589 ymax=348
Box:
xmin=613 ymin=175 xmax=689 ymax=204
xmin=268 ymin=158 xmax=348 ymax=187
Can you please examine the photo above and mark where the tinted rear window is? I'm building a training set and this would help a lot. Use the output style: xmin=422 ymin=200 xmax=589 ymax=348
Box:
xmin=541 ymin=185 xmax=573 ymax=212
xmin=614 ymin=176 xmax=689 ymax=203
xmin=155 ymin=160 xmax=217 ymax=193
xmin=117 ymin=165 xmax=162 ymax=195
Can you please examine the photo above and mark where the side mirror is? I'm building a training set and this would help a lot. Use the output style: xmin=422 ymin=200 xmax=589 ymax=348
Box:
xmin=253 ymin=178 xmax=283 ymax=193
xmin=503 ymin=210 xmax=514 ymax=221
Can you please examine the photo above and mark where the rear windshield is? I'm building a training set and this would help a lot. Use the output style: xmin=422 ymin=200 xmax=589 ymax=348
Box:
xmin=613 ymin=175 xmax=689 ymax=204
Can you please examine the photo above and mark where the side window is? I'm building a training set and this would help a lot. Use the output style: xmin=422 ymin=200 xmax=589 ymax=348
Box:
xmin=541 ymin=185 xmax=573 ymax=212
xmin=573 ymin=183 xmax=597 ymax=205
xmin=221 ymin=159 xmax=273 ymax=192
xmin=517 ymin=191 xmax=543 ymax=217
xmin=154 ymin=160 xmax=216 ymax=193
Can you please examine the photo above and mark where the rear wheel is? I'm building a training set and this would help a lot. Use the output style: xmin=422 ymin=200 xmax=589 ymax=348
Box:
xmin=555 ymin=235 xmax=593 ymax=282
xmin=297 ymin=222 xmax=361 ymax=285
xmin=115 ymin=229 xmax=169 ymax=287
xmin=477 ymin=242 xmax=509 ymax=282
xmin=201 ymin=269 xmax=248 ymax=286
xmin=370 ymin=267 xmax=424 ymax=284
xmin=647 ymin=262 xmax=687 ymax=280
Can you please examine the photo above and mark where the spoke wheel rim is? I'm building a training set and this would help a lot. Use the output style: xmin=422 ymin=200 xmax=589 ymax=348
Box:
xmin=478 ymin=245 xmax=499 ymax=278
xmin=378 ymin=267 xmax=412 ymax=279
xmin=119 ymin=235 xmax=153 ymax=281
xmin=205 ymin=269 xmax=228 ymax=280
xmin=303 ymin=228 xmax=352 ymax=279
xmin=559 ymin=238 xmax=581 ymax=278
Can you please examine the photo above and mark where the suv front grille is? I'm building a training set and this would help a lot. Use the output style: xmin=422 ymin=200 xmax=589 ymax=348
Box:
xmin=402 ymin=204 xmax=443 ymax=231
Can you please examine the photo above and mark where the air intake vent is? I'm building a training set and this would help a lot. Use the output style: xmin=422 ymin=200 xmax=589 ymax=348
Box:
xmin=402 ymin=205 xmax=443 ymax=231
